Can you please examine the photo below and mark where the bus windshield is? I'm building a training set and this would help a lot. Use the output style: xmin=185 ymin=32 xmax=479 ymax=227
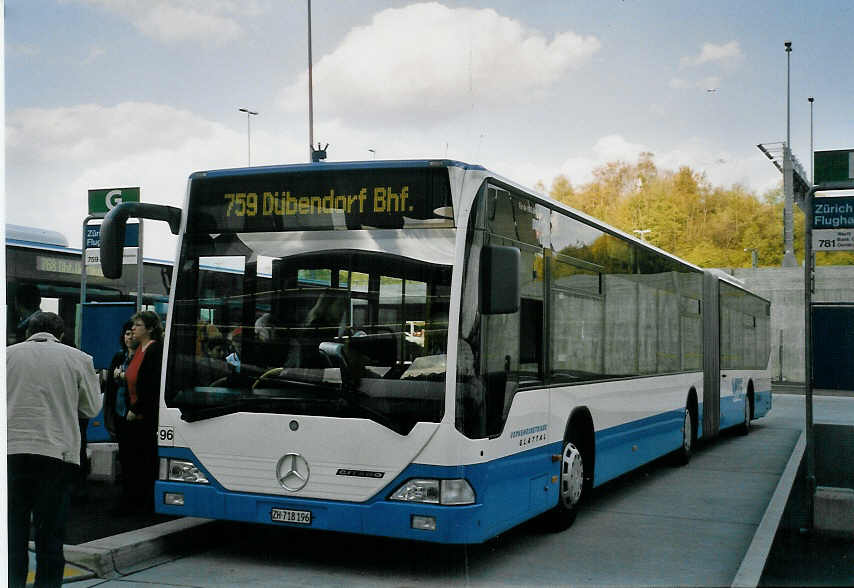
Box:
xmin=165 ymin=230 xmax=453 ymax=435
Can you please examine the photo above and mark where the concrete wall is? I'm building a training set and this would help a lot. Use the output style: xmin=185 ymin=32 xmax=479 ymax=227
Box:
xmin=721 ymin=265 xmax=854 ymax=383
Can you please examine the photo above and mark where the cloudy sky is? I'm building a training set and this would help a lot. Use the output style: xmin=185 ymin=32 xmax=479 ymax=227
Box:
xmin=5 ymin=0 xmax=854 ymax=260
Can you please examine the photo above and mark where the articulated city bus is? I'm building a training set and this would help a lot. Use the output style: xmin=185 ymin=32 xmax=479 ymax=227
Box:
xmin=100 ymin=160 xmax=771 ymax=543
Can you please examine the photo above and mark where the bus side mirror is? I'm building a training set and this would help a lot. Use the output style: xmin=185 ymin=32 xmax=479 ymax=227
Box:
xmin=480 ymin=245 xmax=520 ymax=315
xmin=100 ymin=202 xmax=182 ymax=279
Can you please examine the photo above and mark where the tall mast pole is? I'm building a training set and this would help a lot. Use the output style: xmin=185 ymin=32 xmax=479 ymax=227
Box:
xmin=308 ymin=0 xmax=315 ymax=162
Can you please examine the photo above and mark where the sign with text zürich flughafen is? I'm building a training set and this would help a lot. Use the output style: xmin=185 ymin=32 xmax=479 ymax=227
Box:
xmin=813 ymin=196 xmax=854 ymax=251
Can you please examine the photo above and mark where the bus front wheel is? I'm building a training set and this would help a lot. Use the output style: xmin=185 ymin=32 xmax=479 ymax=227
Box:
xmin=547 ymin=440 xmax=584 ymax=531
xmin=673 ymin=402 xmax=696 ymax=466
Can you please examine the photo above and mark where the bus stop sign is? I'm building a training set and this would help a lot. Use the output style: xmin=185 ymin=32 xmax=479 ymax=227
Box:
xmin=88 ymin=187 xmax=140 ymax=215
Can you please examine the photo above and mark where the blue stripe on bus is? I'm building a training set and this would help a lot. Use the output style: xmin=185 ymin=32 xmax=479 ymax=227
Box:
xmin=157 ymin=442 xmax=561 ymax=544
xmin=593 ymin=408 xmax=685 ymax=487
xmin=754 ymin=389 xmax=772 ymax=418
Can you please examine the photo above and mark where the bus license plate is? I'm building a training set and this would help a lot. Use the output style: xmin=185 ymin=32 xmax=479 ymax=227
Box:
xmin=271 ymin=508 xmax=311 ymax=525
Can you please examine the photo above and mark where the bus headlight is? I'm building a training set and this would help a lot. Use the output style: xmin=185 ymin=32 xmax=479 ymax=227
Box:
xmin=390 ymin=478 xmax=475 ymax=505
xmin=159 ymin=458 xmax=210 ymax=484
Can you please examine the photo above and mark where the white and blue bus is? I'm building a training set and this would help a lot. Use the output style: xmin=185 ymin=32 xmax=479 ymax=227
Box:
xmin=100 ymin=160 xmax=771 ymax=543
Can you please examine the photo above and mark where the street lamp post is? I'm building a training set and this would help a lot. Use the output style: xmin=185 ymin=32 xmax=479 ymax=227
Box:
xmin=239 ymin=107 xmax=258 ymax=166
xmin=809 ymin=97 xmax=815 ymax=184
xmin=782 ymin=41 xmax=797 ymax=267
xmin=786 ymin=42 xmax=791 ymax=157
xmin=308 ymin=0 xmax=314 ymax=162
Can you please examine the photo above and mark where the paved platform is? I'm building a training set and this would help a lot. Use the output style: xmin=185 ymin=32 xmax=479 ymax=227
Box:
xmin=540 ymin=423 xmax=803 ymax=587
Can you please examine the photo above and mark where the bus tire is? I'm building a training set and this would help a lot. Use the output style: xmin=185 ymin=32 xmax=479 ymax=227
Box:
xmin=738 ymin=389 xmax=753 ymax=436
xmin=546 ymin=438 xmax=585 ymax=532
xmin=673 ymin=397 xmax=697 ymax=466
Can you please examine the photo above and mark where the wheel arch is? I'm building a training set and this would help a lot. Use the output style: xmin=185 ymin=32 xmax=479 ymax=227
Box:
xmin=687 ymin=386 xmax=699 ymax=440
xmin=747 ymin=379 xmax=755 ymax=419
xmin=563 ymin=407 xmax=595 ymax=487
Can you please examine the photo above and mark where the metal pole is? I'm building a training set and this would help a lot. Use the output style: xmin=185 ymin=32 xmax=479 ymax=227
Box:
xmin=137 ymin=219 xmax=144 ymax=311
xmin=804 ymin=185 xmax=815 ymax=530
xmin=81 ymin=216 xmax=96 ymax=309
xmin=238 ymin=108 xmax=258 ymax=166
xmin=786 ymin=42 xmax=791 ymax=154
xmin=782 ymin=41 xmax=796 ymax=267
xmin=307 ymin=0 xmax=314 ymax=161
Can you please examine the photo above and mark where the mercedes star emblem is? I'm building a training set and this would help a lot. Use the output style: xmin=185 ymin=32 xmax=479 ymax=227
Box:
xmin=276 ymin=453 xmax=310 ymax=492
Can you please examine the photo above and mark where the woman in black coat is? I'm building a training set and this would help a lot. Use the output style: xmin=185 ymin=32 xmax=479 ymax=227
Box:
xmin=123 ymin=311 xmax=164 ymax=512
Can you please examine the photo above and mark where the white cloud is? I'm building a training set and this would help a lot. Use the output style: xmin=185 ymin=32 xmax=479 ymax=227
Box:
xmin=280 ymin=2 xmax=600 ymax=123
xmin=680 ymin=41 xmax=743 ymax=67
xmin=557 ymin=134 xmax=778 ymax=193
xmin=558 ymin=134 xmax=649 ymax=184
xmin=6 ymin=102 xmax=303 ymax=260
xmin=73 ymin=0 xmax=267 ymax=44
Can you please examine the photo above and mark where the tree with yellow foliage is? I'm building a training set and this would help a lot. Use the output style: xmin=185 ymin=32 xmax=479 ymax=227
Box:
xmin=546 ymin=154 xmax=850 ymax=268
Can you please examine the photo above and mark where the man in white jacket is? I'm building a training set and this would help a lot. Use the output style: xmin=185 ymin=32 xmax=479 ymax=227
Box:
xmin=7 ymin=312 xmax=101 ymax=588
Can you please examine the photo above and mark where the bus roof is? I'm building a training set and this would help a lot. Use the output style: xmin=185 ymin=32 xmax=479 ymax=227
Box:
xmin=6 ymin=227 xmax=174 ymax=267
xmin=192 ymin=159 xmax=485 ymax=179
xmin=5 ymin=224 xmax=69 ymax=248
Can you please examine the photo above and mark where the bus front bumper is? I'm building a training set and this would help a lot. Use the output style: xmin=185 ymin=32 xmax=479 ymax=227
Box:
xmin=155 ymin=479 xmax=487 ymax=543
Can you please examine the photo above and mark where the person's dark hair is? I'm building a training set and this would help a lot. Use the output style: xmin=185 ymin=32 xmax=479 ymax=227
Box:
xmin=131 ymin=310 xmax=164 ymax=341
xmin=119 ymin=319 xmax=134 ymax=351
xmin=15 ymin=283 xmax=42 ymax=311
xmin=26 ymin=312 xmax=64 ymax=339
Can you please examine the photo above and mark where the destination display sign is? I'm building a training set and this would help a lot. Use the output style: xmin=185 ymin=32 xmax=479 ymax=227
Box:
xmin=813 ymin=196 xmax=854 ymax=230
xmin=186 ymin=167 xmax=453 ymax=234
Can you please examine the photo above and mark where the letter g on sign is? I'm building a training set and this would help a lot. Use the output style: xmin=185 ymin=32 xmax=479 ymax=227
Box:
xmin=105 ymin=189 xmax=123 ymax=210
